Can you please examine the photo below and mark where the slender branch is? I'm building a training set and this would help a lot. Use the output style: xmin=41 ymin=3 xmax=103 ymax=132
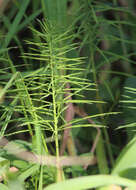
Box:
xmin=60 ymin=82 xmax=100 ymax=170
xmin=60 ymin=83 xmax=75 ymax=155
xmin=74 ymin=106 xmax=101 ymax=169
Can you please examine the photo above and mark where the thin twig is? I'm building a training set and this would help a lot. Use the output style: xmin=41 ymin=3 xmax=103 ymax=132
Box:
xmin=60 ymin=83 xmax=100 ymax=169
xmin=74 ymin=106 xmax=101 ymax=169
xmin=60 ymin=83 xmax=75 ymax=155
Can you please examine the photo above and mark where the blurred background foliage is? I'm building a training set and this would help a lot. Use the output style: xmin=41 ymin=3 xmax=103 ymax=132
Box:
xmin=0 ymin=0 xmax=136 ymax=189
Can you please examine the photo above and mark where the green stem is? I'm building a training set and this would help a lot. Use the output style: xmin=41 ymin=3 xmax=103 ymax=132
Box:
xmin=50 ymin=42 xmax=61 ymax=181
xmin=113 ymin=0 xmax=132 ymax=74
xmin=91 ymin=48 xmax=110 ymax=173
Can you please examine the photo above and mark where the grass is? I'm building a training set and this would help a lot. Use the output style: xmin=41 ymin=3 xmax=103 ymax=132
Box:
xmin=0 ymin=0 xmax=136 ymax=189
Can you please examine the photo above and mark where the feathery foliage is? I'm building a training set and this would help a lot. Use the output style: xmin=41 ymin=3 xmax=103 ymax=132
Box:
xmin=0 ymin=0 xmax=136 ymax=189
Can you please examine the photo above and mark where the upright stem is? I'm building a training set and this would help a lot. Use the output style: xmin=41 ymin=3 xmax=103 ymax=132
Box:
xmin=91 ymin=48 xmax=110 ymax=173
xmin=113 ymin=0 xmax=132 ymax=74
xmin=50 ymin=52 xmax=61 ymax=181
xmin=60 ymin=83 xmax=75 ymax=156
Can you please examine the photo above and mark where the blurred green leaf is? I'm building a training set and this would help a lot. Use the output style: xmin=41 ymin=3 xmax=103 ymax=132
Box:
xmin=112 ymin=136 xmax=136 ymax=175
xmin=45 ymin=175 xmax=136 ymax=190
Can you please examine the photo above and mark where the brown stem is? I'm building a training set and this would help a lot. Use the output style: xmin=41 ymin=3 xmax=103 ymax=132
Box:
xmin=74 ymin=106 xmax=101 ymax=169
xmin=60 ymin=83 xmax=75 ymax=155
xmin=60 ymin=83 xmax=100 ymax=169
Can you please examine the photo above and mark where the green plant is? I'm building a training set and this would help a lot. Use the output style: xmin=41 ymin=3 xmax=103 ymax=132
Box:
xmin=0 ymin=0 xmax=136 ymax=189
